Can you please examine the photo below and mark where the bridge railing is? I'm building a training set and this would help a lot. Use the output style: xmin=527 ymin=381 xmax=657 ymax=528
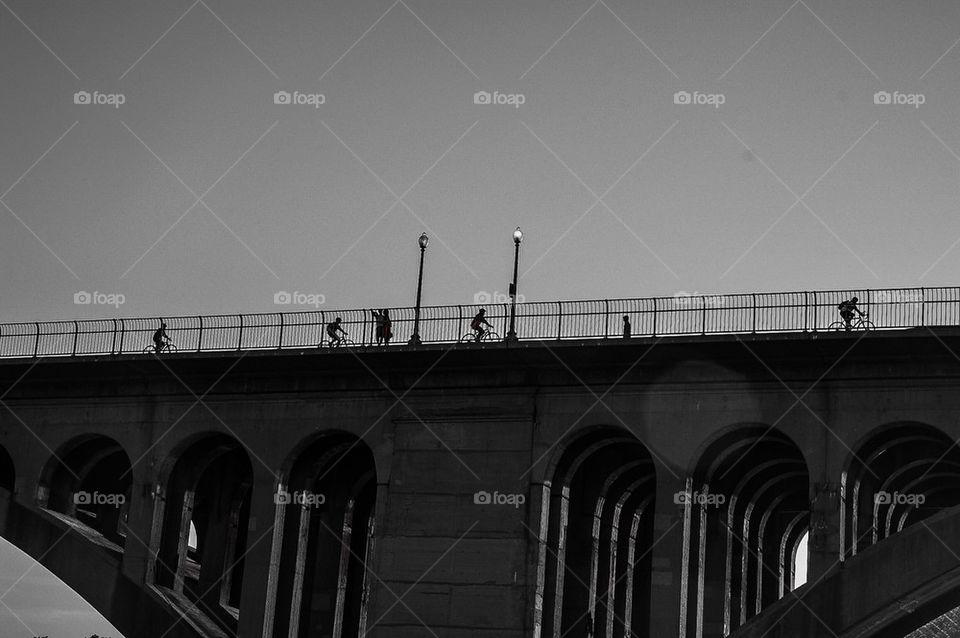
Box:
xmin=0 ymin=286 xmax=957 ymax=358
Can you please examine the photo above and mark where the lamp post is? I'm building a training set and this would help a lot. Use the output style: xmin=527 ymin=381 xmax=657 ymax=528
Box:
xmin=505 ymin=226 xmax=523 ymax=342
xmin=408 ymin=232 xmax=429 ymax=345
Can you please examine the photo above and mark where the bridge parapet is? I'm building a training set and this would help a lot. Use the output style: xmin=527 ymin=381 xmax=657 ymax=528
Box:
xmin=0 ymin=286 xmax=955 ymax=358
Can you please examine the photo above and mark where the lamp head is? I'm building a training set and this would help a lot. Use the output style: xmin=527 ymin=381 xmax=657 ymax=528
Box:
xmin=418 ymin=232 xmax=429 ymax=250
xmin=513 ymin=226 xmax=523 ymax=244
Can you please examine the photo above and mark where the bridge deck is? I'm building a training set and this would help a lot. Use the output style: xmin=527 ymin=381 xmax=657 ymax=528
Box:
xmin=0 ymin=286 xmax=957 ymax=359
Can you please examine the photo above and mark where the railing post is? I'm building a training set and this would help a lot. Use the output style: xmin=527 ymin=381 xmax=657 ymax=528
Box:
xmin=921 ymin=288 xmax=926 ymax=326
xmin=557 ymin=302 xmax=562 ymax=340
xmin=197 ymin=316 xmax=203 ymax=352
xmin=810 ymin=290 xmax=818 ymax=332
xmin=111 ymin=318 xmax=118 ymax=354
xmin=457 ymin=305 xmax=463 ymax=342
xmin=34 ymin=322 xmax=40 ymax=358
xmin=237 ymin=314 xmax=243 ymax=351
xmin=752 ymin=294 xmax=757 ymax=333
xmin=118 ymin=319 xmax=125 ymax=354
xmin=604 ymin=300 xmax=610 ymax=339
xmin=277 ymin=313 xmax=284 ymax=349
xmin=72 ymin=320 xmax=79 ymax=356
xmin=652 ymin=297 xmax=658 ymax=337
xmin=701 ymin=296 xmax=707 ymax=335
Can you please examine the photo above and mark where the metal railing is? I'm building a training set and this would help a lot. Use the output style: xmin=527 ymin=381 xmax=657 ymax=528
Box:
xmin=0 ymin=287 xmax=954 ymax=359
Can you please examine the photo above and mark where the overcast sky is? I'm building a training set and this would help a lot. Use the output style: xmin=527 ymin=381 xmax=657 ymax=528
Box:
xmin=2 ymin=0 xmax=960 ymax=327
xmin=1 ymin=0 xmax=959 ymax=633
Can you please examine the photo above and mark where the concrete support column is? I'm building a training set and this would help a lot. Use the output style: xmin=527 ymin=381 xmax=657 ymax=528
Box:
xmin=648 ymin=471 xmax=686 ymax=637
xmin=237 ymin=466 xmax=281 ymax=638
xmin=120 ymin=465 xmax=159 ymax=585
xmin=807 ymin=422 xmax=841 ymax=583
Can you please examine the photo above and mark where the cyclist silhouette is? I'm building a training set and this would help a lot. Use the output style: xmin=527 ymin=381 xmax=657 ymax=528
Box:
xmin=838 ymin=297 xmax=864 ymax=331
xmin=327 ymin=317 xmax=347 ymax=346
xmin=152 ymin=321 xmax=169 ymax=353
xmin=471 ymin=309 xmax=492 ymax=342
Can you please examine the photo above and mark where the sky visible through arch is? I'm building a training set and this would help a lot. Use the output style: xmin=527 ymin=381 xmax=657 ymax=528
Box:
xmin=0 ymin=0 xmax=957 ymax=634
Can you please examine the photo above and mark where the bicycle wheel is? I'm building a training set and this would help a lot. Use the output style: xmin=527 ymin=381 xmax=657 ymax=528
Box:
xmin=483 ymin=331 xmax=501 ymax=342
xmin=859 ymin=319 xmax=875 ymax=331
xmin=459 ymin=332 xmax=478 ymax=344
xmin=165 ymin=343 xmax=178 ymax=353
xmin=827 ymin=321 xmax=846 ymax=332
xmin=142 ymin=345 xmax=157 ymax=354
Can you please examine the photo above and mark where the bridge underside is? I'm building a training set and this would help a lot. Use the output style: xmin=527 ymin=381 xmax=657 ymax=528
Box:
xmin=0 ymin=330 xmax=958 ymax=636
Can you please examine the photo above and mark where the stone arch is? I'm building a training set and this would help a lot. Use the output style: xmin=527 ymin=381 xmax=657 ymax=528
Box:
xmin=270 ymin=431 xmax=378 ymax=638
xmin=841 ymin=421 xmax=960 ymax=559
xmin=680 ymin=424 xmax=810 ymax=637
xmin=37 ymin=434 xmax=131 ymax=546
xmin=152 ymin=431 xmax=253 ymax=636
xmin=535 ymin=425 xmax=657 ymax=638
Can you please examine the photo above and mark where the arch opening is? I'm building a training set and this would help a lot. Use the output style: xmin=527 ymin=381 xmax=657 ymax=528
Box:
xmin=843 ymin=423 xmax=960 ymax=559
xmin=153 ymin=433 xmax=253 ymax=635
xmin=536 ymin=426 xmax=657 ymax=638
xmin=39 ymin=435 xmax=131 ymax=547
xmin=271 ymin=432 xmax=378 ymax=638
xmin=680 ymin=426 xmax=810 ymax=637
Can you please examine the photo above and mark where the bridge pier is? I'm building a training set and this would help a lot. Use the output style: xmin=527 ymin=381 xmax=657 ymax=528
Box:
xmin=237 ymin=467 xmax=279 ymax=638
xmin=650 ymin=471 xmax=686 ymax=637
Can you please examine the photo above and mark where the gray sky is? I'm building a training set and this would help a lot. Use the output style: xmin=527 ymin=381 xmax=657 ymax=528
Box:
xmin=1 ymin=0 xmax=959 ymax=633
xmin=2 ymin=0 xmax=960 ymax=325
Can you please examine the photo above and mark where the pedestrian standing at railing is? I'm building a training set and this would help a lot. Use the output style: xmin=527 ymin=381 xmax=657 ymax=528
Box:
xmin=382 ymin=309 xmax=393 ymax=345
xmin=372 ymin=309 xmax=385 ymax=346
xmin=622 ymin=315 xmax=631 ymax=339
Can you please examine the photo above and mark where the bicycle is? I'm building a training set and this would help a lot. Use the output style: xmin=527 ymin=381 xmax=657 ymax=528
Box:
xmin=142 ymin=340 xmax=178 ymax=354
xmin=459 ymin=327 xmax=501 ymax=343
xmin=321 ymin=336 xmax=356 ymax=349
xmin=827 ymin=313 xmax=875 ymax=332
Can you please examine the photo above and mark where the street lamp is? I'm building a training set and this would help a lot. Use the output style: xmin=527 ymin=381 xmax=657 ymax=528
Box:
xmin=408 ymin=232 xmax=429 ymax=345
xmin=505 ymin=226 xmax=523 ymax=342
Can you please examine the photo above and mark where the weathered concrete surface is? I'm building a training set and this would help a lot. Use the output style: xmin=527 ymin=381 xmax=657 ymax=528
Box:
xmin=0 ymin=491 xmax=203 ymax=638
xmin=729 ymin=503 xmax=960 ymax=638
xmin=0 ymin=329 xmax=959 ymax=635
